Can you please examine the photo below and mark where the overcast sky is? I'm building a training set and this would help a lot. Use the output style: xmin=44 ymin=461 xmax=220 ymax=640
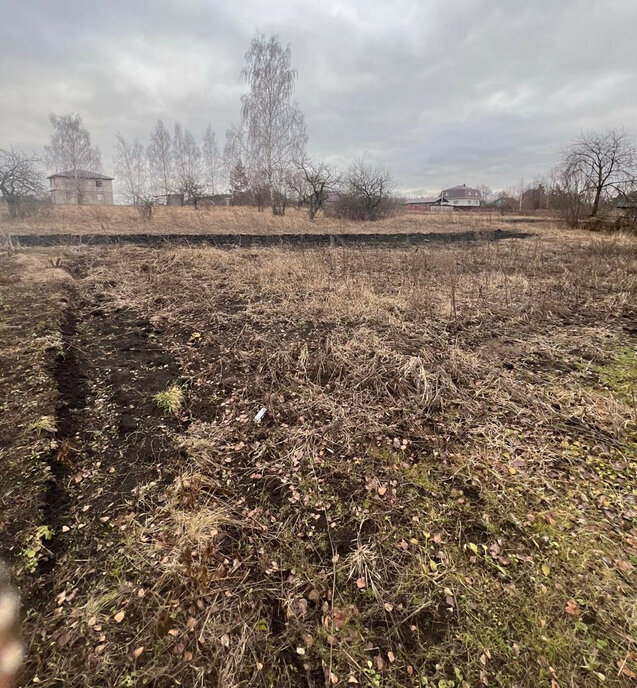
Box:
xmin=1 ymin=0 xmax=636 ymax=195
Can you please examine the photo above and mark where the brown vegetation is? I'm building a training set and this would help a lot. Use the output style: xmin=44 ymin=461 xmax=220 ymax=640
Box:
xmin=0 ymin=204 xmax=549 ymax=237
xmin=0 ymin=220 xmax=635 ymax=687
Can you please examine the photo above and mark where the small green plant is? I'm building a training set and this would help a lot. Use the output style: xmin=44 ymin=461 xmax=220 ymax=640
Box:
xmin=154 ymin=385 xmax=184 ymax=414
xmin=30 ymin=415 xmax=57 ymax=434
xmin=22 ymin=525 xmax=54 ymax=573
xmin=364 ymin=660 xmax=382 ymax=687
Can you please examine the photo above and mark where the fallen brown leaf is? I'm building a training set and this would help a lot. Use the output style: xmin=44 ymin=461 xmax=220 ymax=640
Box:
xmin=565 ymin=598 xmax=581 ymax=616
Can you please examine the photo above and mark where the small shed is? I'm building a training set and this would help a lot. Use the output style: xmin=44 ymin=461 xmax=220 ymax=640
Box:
xmin=166 ymin=193 xmax=185 ymax=207
xmin=404 ymin=198 xmax=439 ymax=212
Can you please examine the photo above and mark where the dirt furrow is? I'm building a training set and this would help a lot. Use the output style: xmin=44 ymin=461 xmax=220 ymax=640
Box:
xmin=9 ymin=228 xmax=533 ymax=248
xmin=39 ymin=296 xmax=88 ymax=574
xmin=19 ymin=257 xmax=187 ymax=686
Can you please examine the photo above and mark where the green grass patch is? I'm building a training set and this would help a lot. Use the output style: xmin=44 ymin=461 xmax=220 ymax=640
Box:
xmin=598 ymin=345 xmax=637 ymax=403
xmin=154 ymin=385 xmax=184 ymax=414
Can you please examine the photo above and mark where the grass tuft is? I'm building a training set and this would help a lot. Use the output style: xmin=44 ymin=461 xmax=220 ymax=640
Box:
xmin=154 ymin=385 xmax=184 ymax=414
xmin=30 ymin=415 xmax=56 ymax=434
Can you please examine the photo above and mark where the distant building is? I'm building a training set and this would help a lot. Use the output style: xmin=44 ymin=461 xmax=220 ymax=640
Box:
xmin=48 ymin=170 xmax=114 ymax=205
xmin=616 ymin=196 xmax=637 ymax=221
xmin=404 ymin=197 xmax=439 ymax=212
xmin=405 ymin=184 xmax=482 ymax=211
xmin=616 ymin=198 xmax=637 ymax=211
xmin=440 ymin=184 xmax=482 ymax=208
xmin=166 ymin=193 xmax=184 ymax=207
xmin=212 ymin=193 xmax=232 ymax=206
xmin=492 ymin=196 xmax=519 ymax=211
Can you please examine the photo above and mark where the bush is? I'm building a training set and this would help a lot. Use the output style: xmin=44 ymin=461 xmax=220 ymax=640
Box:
xmin=331 ymin=191 xmax=401 ymax=221
xmin=1 ymin=197 xmax=52 ymax=220
xmin=328 ymin=160 xmax=398 ymax=221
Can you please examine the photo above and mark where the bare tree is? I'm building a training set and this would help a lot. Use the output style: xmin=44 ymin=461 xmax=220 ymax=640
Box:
xmin=202 ymin=125 xmax=220 ymax=196
xmin=551 ymin=158 xmax=587 ymax=227
xmin=222 ymin=128 xmax=241 ymax=184
xmin=0 ymin=148 xmax=46 ymax=217
xmin=287 ymin=155 xmax=340 ymax=219
xmin=476 ymin=184 xmax=494 ymax=205
xmin=338 ymin=160 xmax=395 ymax=221
xmin=173 ymin=123 xmax=204 ymax=205
xmin=239 ymin=33 xmax=307 ymax=215
xmin=559 ymin=129 xmax=637 ymax=217
xmin=147 ymin=119 xmax=173 ymax=197
xmin=113 ymin=133 xmax=153 ymax=216
xmin=45 ymin=113 xmax=101 ymax=204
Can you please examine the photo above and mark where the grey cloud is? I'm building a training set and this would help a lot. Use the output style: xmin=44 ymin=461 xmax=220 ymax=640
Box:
xmin=1 ymin=0 xmax=635 ymax=194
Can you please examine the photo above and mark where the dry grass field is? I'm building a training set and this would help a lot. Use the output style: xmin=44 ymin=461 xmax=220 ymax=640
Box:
xmin=0 ymin=216 xmax=636 ymax=687
xmin=0 ymin=204 xmax=548 ymax=237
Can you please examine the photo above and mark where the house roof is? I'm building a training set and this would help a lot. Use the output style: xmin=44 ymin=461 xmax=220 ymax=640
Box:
xmin=405 ymin=197 xmax=440 ymax=205
xmin=47 ymin=170 xmax=114 ymax=180
xmin=441 ymin=184 xmax=481 ymax=199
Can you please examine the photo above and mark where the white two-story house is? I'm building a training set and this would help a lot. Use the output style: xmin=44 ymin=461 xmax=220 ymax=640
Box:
xmin=440 ymin=184 xmax=482 ymax=208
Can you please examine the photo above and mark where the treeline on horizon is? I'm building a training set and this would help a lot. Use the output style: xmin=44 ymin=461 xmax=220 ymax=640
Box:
xmin=1 ymin=33 xmax=637 ymax=225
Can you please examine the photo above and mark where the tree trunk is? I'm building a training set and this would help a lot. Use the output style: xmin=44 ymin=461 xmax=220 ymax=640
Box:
xmin=590 ymin=187 xmax=602 ymax=217
xmin=6 ymin=197 xmax=18 ymax=218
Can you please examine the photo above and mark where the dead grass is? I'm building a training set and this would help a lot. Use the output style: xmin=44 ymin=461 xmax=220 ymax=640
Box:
xmin=0 ymin=203 xmax=549 ymax=236
xmin=2 ymin=224 xmax=636 ymax=687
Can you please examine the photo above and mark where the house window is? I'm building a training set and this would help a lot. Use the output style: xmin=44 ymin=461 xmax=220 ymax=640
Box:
xmin=96 ymin=180 xmax=103 ymax=187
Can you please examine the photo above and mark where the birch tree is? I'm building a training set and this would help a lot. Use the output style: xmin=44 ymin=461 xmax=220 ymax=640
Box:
xmin=147 ymin=119 xmax=173 ymax=197
xmin=173 ymin=123 xmax=205 ymax=205
xmin=202 ymin=125 xmax=220 ymax=196
xmin=45 ymin=113 xmax=102 ymax=204
xmin=239 ymin=33 xmax=307 ymax=214
xmin=223 ymin=129 xmax=240 ymax=177
xmin=113 ymin=133 xmax=152 ymax=214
